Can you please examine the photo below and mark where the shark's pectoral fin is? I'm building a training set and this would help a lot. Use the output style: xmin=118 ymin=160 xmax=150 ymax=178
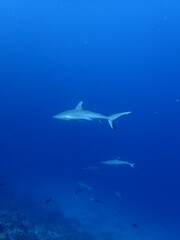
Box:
xmin=75 ymin=101 xmax=83 ymax=110
xmin=85 ymin=117 xmax=93 ymax=121
xmin=78 ymin=117 xmax=93 ymax=122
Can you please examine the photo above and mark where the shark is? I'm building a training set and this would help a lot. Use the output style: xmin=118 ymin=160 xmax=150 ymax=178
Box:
xmin=53 ymin=101 xmax=131 ymax=129
xmin=78 ymin=182 xmax=93 ymax=190
xmin=74 ymin=182 xmax=93 ymax=197
xmin=102 ymin=157 xmax=135 ymax=168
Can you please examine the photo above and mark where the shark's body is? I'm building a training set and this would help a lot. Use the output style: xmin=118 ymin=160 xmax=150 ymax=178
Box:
xmin=78 ymin=182 xmax=93 ymax=190
xmin=102 ymin=158 xmax=135 ymax=168
xmin=74 ymin=181 xmax=93 ymax=197
xmin=53 ymin=101 xmax=131 ymax=129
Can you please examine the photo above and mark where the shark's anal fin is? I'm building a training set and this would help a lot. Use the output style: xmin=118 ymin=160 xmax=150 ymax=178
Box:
xmin=75 ymin=101 xmax=83 ymax=110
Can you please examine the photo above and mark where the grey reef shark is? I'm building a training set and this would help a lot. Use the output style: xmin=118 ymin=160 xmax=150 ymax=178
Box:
xmin=102 ymin=157 xmax=135 ymax=168
xmin=53 ymin=101 xmax=131 ymax=129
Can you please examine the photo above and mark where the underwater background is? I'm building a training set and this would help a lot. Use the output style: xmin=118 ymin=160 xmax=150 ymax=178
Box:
xmin=0 ymin=0 xmax=180 ymax=239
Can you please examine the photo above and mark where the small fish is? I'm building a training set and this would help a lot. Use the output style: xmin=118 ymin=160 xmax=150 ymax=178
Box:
xmin=132 ymin=223 xmax=138 ymax=228
xmin=102 ymin=157 xmax=135 ymax=168
xmin=74 ymin=186 xmax=86 ymax=196
xmin=114 ymin=190 xmax=122 ymax=200
xmin=45 ymin=198 xmax=52 ymax=204
xmin=82 ymin=166 xmax=99 ymax=171
xmin=90 ymin=198 xmax=104 ymax=203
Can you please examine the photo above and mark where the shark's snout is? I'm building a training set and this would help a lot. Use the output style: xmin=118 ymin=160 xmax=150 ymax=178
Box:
xmin=53 ymin=114 xmax=61 ymax=119
xmin=53 ymin=114 xmax=68 ymax=120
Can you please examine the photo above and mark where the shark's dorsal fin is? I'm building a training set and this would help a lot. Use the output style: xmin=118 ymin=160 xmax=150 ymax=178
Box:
xmin=75 ymin=101 xmax=83 ymax=110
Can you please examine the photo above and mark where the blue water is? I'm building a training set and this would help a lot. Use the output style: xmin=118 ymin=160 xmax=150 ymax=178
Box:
xmin=0 ymin=0 xmax=180 ymax=239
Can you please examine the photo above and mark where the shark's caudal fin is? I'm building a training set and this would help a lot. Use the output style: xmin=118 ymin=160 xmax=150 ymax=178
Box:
xmin=108 ymin=112 xmax=131 ymax=129
xmin=130 ymin=163 xmax=135 ymax=168
xmin=75 ymin=101 xmax=83 ymax=110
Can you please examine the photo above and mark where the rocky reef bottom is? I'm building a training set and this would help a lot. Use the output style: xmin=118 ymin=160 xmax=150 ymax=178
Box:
xmin=0 ymin=189 xmax=94 ymax=240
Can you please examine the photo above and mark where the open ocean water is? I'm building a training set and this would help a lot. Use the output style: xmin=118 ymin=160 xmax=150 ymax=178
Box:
xmin=0 ymin=0 xmax=180 ymax=239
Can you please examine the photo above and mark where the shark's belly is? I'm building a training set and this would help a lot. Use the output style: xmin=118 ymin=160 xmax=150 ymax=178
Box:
xmin=66 ymin=115 xmax=91 ymax=120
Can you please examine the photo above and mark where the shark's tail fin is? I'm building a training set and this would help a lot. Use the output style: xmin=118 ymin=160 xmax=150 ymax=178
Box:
xmin=108 ymin=112 xmax=131 ymax=130
xmin=130 ymin=163 xmax=135 ymax=168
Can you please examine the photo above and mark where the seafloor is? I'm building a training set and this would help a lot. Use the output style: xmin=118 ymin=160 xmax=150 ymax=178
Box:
xmin=0 ymin=188 xmax=95 ymax=240
xmin=0 ymin=186 xmax=179 ymax=240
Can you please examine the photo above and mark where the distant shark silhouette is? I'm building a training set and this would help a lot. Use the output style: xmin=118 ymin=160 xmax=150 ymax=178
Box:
xmin=102 ymin=158 xmax=135 ymax=168
xmin=53 ymin=101 xmax=131 ymax=129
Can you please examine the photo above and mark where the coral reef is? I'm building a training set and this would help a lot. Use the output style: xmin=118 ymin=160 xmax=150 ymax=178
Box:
xmin=0 ymin=191 xmax=94 ymax=240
